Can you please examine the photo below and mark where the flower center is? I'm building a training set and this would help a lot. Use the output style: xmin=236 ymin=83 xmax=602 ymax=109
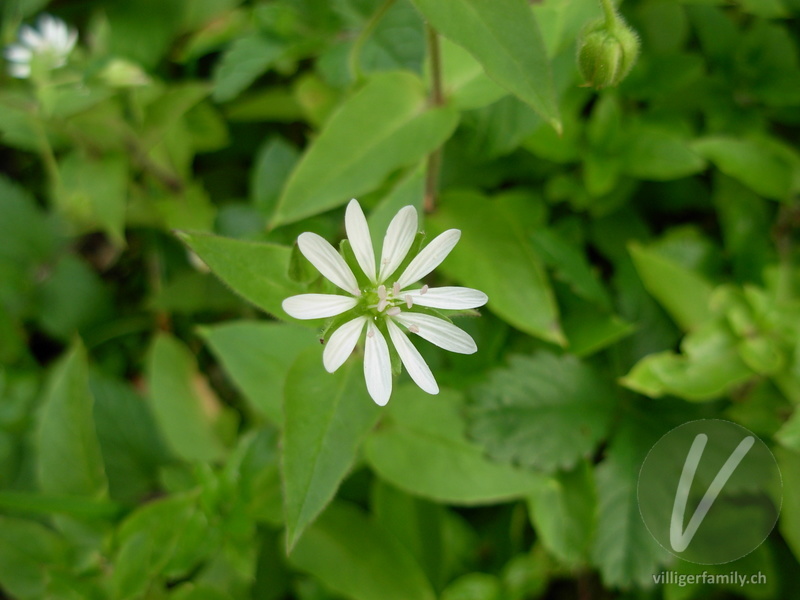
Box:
xmin=361 ymin=282 xmax=428 ymax=317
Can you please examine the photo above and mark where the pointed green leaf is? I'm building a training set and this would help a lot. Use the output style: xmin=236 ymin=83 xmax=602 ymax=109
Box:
xmin=283 ymin=347 xmax=381 ymax=550
xmin=288 ymin=501 xmax=436 ymax=600
xmin=146 ymin=333 xmax=226 ymax=463
xmin=272 ymin=71 xmax=459 ymax=226
xmin=38 ymin=341 xmax=107 ymax=498
xmin=428 ymin=190 xmax=563 ymax=345
xmin=200 ymin=320 xmax=315 ymax=424
xmin=177 ymin=231 xmax=304 ymax=320
xmin=364 ymin=386 xmax=544 ymax=504
xmin=629 ymin=242 xmax=714 ymax=331
xmin=410 ymin=0 xmax=560 ymax=130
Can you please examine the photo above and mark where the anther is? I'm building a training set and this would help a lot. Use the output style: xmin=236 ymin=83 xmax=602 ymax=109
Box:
xmin=378 ymin=285 xmax=387 ymax=301
xmin=386 ymin=307 xmax=401 ymax=316
xmin=392 ymin=282 xmax=400 ymax=297
xmin=377 ymin=299 xmax=388 ymax=312
xmin=420 ymin=284 xmax=428 ymax=295
xmin=405 ymin=294 xmax=413 ymax=309
xmin=367 ymin=329 xmax=375 ymax=338
xmin=408 ymin=325 xmax=420 ymax=333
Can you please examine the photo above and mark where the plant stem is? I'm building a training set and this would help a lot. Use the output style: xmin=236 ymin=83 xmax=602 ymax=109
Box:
xmin=600 ymin=0 xmax=617 ymax=27
xmin=424 ymin=24 xmax=444 ymax=213
xmin=348 ymin=0 xmax=397 ymax=82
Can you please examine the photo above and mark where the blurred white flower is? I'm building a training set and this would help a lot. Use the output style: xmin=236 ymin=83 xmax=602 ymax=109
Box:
xmin=4 ymin=14 xmax=77 ymax=79
xmin=282 ymin=199 xmax=488 ymax=406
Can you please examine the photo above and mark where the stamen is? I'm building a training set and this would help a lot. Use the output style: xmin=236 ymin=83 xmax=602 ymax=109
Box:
xmin=386 ymin=307 xmax=401 ymax=316
xmin=367 ymin=329 xmax=375 ymax=338
xmin=378 ymin=285 xmax=387 ymax=301
xmin=420 ymin=284 xmax=429 ymax=295
xmin=405 ymin=294 xmax=413 ymax=309
xmin=408 ymin=325 xmax=420 ymax=334
xmin=377 ymin=298 xmax=388 ymax=312
xmin=392 ymin=281 xmax=400 ymax=297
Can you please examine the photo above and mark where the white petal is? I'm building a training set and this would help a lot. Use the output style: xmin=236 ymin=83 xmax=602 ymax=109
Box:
xmin=323 ymin=316 xmax=367 ymax=373
xmin=386 ymin=318 xmax=438 ymax=395
xmin=403 ymin=286 xmax=488 ymax=310
xmin=378 ymin=205 xmax=418 ymax=283
xmin=394 ymin=312 xmax=477 ymax=354
xmin=281 ymin=294 xmax=357 ymax=320
xmin=298 ymin=232 xmax=360 ymax=295
xmin=8 ymin=62 xmax=30 ymax=78
xmin=395 ymin=229 xmax=461 ymax=290
xmin=4 ymin=45 xmax=32 ymax=63
xmin=19 ymin=26 xmax=44 ymax=50
xmin=345 ymin=199 xmax=376 ymax=283
xmin=364 ymin=321 xmax=392 ymax=406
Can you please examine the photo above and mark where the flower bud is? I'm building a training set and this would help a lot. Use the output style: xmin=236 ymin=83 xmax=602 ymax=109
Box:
xmin=577 ymin=14 xmax=640 ymax=89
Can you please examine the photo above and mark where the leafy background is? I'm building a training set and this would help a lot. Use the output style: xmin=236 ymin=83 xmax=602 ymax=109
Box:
xmin=1 ymin=0 xmax=800 ymax=598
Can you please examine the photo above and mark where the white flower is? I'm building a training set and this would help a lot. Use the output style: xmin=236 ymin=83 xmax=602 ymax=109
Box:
xmin=4 ymin=14 xmax=77 ymax=79
xmin=282 ymin=199 xmax=488 ymax=406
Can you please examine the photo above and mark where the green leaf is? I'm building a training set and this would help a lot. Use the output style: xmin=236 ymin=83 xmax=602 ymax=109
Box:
xmin=427 ymin=190 xmax=563 ymax=345
xmin=591 ymin=421 xmax=670 ymax=587
xmin=146 ymin=333 xmax=226 ymax=463
xmin=620 ymin=125 xmax=706 ymax=181
xmin=692 ymin=136 xmax=794 ymax=201
xmin=272 ymin=71 xmax=459 ymax=226
xmin=364 ymin=386 xmax=544 ymax=504
xmin=251 ymin=136 xmax=299 ymax=217
xmin=212 ymin=34 xmax=285 ymax=103
xmin=56 ymin=152 xmax=128 ymax=246
xmin=288 ymin=501 xmax=436 ymax=600
xmin=38 ymin=341 xmax=107 ymax=498
xmin=530 ymin=228 xmax=611 ymax=309
xmin=0 ymin=516 xmax=67 ymax=600
xmin=468 ymin=353 xmax=616 ymax=473
xmin=410 ymin=0 xmax=560 ymax=131
xmin=200 ymin=320 xmax=315 ymax=424
xmin=526 ymin=461 xmax=596 ymax=566
xmin=776 ymin=447 xmax=800 ymax=563
xmin=113 ymin=492 xmax=215 ymax=599
xmin=90 ymin=372 xmax=172 ymax=503
xmin=282 ymin=347 xmax=381 ymax=550
xmin=441 ymin=37 xmax=507 ymax=111
xmin=629 ymin=241 xmax=714 ymax=331
xmin=177 ymin=231 xmax=304 ymax=320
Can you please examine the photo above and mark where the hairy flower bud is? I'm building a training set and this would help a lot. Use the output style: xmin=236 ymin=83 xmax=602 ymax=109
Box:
xmin=577 ymin=13 xmax=640 ymax=89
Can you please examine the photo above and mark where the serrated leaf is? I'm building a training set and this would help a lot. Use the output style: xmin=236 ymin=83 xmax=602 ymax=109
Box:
xmin=288 ymin=501 xmax=436 ymax=600
xmin=364 ymin=386 xmax=544 ymax=504
xmin=591 ymin=421 xmax=670 ymax=587
xmin=427 ymin=190 xmax=563 ymax=345
xmin=177 ymin=231 xmax=304 ymax=321
xmin=38 ymin=341 xmax=108 ymax=498
xmin=200 ymin=320 xmax=314 ymax=424
xmin=282 ymin=347 xmax=381 ymax=550
xmin=468 ymin=353 xmax=616 ymax=473
xmin=272 ymin=71 xmax=458 ymax=226
xmin=146 ymin=333 xmax=226 ymax=463
xmin=410 ymin=0 xmax=560 ymax=131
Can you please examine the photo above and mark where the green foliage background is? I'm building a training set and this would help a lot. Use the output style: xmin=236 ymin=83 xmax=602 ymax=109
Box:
xmin=1 ymin=0 xmax=800 ymax=598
